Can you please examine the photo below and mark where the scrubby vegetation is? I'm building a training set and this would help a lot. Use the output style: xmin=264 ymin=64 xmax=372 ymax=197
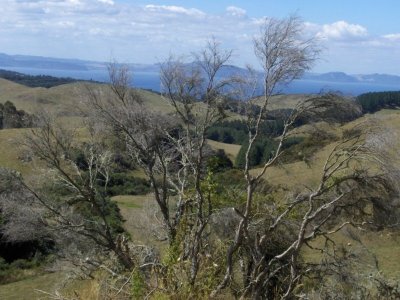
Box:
xmin=209 ymin=93 xmax=360 ymax=168
xmin=206 ymin=120 xmax=248 ymax=144
xmin=0 ymin=254 xmax=52 ymax=285
xmin=0 ymin=101 xmax=33 ymax=129
xmin=207 ymin=115 xmax=286 ymax=145
xmin=71 ymin=148 xmax=152 ymax=197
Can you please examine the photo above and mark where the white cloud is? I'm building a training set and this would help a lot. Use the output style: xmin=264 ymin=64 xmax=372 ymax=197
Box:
xmin=383 ymin=33 xmax=400 ymax=41
xmin=56 ymin=20 xmax=75 ymax=28
xmin=98 ymin=0 xmax=114 ymax=5
xmin=226 ymin=6 xmax=247 ymax=17
xmin=317 ymin=21 xmax=368 ymax=40
xmin=144 ymin=5 xmax=205 ymax=17
xmin=67 ymin=0 xmax=81 ymax=5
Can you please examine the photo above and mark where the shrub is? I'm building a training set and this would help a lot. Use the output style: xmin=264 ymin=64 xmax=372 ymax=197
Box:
xmin=0 ymin=101 xmax=33 ymax=129
xmin=105 ymin=173 xmax=151 ymax=196
xmin=207 ymin=149 xmax=233 ymax=172
xmin=279 ymin=131 xmax=337 ymax=164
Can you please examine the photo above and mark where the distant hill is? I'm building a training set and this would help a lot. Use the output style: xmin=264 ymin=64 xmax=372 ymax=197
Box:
xmin=0 ymin=77 xmax=170 ymax=116
xmin=303 ymin=72 xmax=358 ymax=83
xmin=304 ymin=71 xmax=400 ymax=85
xmin=0 ymin=53 xmax=159 ymax=72
xmin=0 ymin=53 xmax=91 ymax=70
xmin=357 ymin=73 xmax=400 ymax=85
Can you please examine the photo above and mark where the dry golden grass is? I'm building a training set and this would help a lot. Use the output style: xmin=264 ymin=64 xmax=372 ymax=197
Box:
xmin=0 ymin=78 xmax=173 ymax=115
xmin=0 ymin=272 xmax=62 ymax=300
xmin=302 ymin=229 xmax=400 ymax=279
xmin=139 ymin=90 xmax=175 ymax=113
xmin=0 ymin=271 xmax=101 ymax=300
xmin=62 ymin=277 xmax=100 ymax=300
xmin=113 ymin=194 xmax=168 ymax=251
xmin=0 ymin=128 xmax=33 ymax=175
xmin=252 ymin=109 xmax=400 ymax=190
xmin=261 ymin=143 xmax=335 ymax=187
xmin=206 ymin=139 xmax=241 ymax=162
xmin=253 ymin=94 xmax=314 ymax=110
xmin=0 ymin=79 xmax=81 ymax=115
xmin=362 ymin=231 xmax=400 ymax=277
xmin=113 ymin=194 xmax=144 ymax=209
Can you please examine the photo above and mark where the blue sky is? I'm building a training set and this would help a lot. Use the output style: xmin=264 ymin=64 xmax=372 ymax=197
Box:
xmin=1 ymin=0 xmax=400 ymax=74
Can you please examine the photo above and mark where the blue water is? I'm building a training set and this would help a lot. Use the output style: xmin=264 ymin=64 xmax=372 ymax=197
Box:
xmin=0 ymin=66 xmax=160 ymax=91
xmin=284 ymin=79 xmax=400 ymax=96
xmin=1 ymin=66 xmax=399 ymax=96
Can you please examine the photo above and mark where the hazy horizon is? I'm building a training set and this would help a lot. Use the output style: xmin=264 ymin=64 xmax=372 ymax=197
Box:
xmin=1 ymin=1 xmax=400 ymax=75
xmin=2 ymin=51 xmax=400 ymax=78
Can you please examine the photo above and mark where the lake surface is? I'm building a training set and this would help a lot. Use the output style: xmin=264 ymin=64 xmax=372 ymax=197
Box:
xmin=2 ymin=66 xmax=399 ymax=96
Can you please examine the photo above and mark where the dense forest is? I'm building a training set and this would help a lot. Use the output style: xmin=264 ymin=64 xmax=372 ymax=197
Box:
xmin=357 ymin=91 xmax=400 ymax=113
xmin=0 ymin=69 xmax=81 ymax=88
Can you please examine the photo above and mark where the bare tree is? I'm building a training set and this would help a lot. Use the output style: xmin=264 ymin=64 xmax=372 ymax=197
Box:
xmin=0 ymin=112 xmax=135 ymax=270
xmin=98 ymin=41 xmax=234 ymax=280
xmin=211 ymin=15 xmax=321 ymax=297
xmin=83 ymin=65 xmax=179 ymax=243
xmin=159 ymin=39 xmax=237 ymax=284
xmin=0 ymin=168 xmax=49 ymax=243
xmin=207 ymin=16 xmax=400 ymax=299
xmin=82 ymin=42 xmax=236 ymax=287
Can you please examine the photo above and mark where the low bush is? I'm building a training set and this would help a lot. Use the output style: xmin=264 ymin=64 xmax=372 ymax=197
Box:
xmin=0 ymin=101 xmax=33 ymax=129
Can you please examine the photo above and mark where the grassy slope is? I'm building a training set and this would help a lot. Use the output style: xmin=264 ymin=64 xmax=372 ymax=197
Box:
xmin=255 ymin=94 xmax=314 ymax=110
xmin=0 ymin=272 xmax=99 ymax=300
xmin=0 ymin=78 xmax=239 ymax=176
xmin=0 ymin=78 xmax=172 ymax=114
xmin=254 ymin=109 xmax=400 ymax=189
xmin=0 ymin=273 xmax=61 ymax=300
xmin=206 ymin=139 xmax=241 ymax=162
xmin=0 ymin=128 xmax=32 ymax=175
xmin=0 ymin=79 xmax=173 ymax=177
xmin=0 ymin=78 xmax=79 ymax=115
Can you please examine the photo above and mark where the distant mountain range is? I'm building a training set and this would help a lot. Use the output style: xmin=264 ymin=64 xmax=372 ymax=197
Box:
xmin=0 ymin=53 xmax=159 ymax=73
xmin=1 ymin=53 xmax=399 ymax=84
xmin=0 ymin=53 xmax=399 ymax=94
xmin=303 ymin=72 xmax=400 ymax=85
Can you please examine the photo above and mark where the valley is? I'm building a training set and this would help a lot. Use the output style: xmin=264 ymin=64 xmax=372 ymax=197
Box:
xmin=1 ymin=74 xmax=400 ymax=298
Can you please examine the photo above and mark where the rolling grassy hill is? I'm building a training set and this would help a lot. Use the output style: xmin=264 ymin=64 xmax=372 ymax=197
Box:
xmin=0 ymin=78 xmax=175 ymax=178
xmin=254 ymin=93 xmax=316 ymax=110
xmin=0 ymin=78 xmax=172 ymax=115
